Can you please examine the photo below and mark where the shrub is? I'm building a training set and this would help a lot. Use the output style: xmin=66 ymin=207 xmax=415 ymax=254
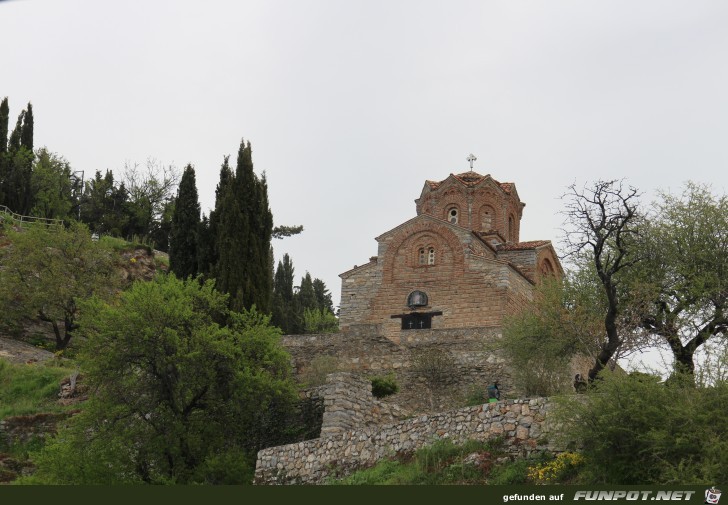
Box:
xmin=371 ymin=375 xmax=399 ymax=398
xmin=556 ymin=371 xmax=728 ymax=484
xmin=301 ymin=355 xmax=340 ymax=387
xmin=528 ymin=452 xmax=584 ymax=484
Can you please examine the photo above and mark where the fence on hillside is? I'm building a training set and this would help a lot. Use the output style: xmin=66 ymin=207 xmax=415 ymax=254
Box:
xmin=0 ymin=205 xmax=64 ymax=230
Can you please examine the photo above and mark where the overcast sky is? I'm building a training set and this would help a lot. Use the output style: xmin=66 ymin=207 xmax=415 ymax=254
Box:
xmin=2 ymin=0 xmax=727 ymax=321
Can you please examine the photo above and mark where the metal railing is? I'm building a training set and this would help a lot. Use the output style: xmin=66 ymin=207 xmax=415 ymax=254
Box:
xmin=0 ymin=205 xmax=64 ymax=229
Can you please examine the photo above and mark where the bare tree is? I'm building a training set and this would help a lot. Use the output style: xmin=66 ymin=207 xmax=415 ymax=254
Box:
xmin=562 ymin=180 xmax=642 ymax=382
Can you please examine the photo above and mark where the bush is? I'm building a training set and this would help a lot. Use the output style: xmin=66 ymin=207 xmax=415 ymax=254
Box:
xmin=371 ymin=375 xmax=398 ymax=398
xmin=300 ymin=355 xmax=340 ymax=387
xmin=556 ymin=371 xmax=728 ymax=484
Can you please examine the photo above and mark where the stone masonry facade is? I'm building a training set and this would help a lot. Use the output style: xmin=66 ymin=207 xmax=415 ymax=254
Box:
xmin=254 ymin=372 xmax=556 ymax=485
xmin=283 ymin=326 xmax=511 ymax=413
xmin=338 ymin=170 xmax=562 ymax=339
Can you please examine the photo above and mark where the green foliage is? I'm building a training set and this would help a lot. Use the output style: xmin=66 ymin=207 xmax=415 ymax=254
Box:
xmin=0 ymin=222 xmax=120 ymax=350
xmin=628 ymin=183 xmax=728 ymax=378
xmin=527 ymin=452 xmax=584 ymax=484
xmin=169 ymin=164 xmax=200 ymax=279
xmin=29 ymin=148 xmax=74 ymax=220
xmin=301 ymin=354 xmax=341 ymax=387
xmin=0 ymin=359 xmax=75 ymax=419
xmin=272 ymin=224 xmax=303 ymax=239
xmin=213 ymin=141 xmax=273 ymax=313
xmin=556 ymin=371 xmax=728 ymax=484
xmin=370 ymin=374 xmax=399 ymax=398
xmin=25 ymin=274 xmax=298 ymax=484
xmin=501 ymin=276 xmax=603 ymax=396
xmin=331 ymin=438 xmax=503 ymax=485
xmin=303 ymin=307 xmax=339 ymax=334
xmin=487 ymin=458 xmax=533 ymax=485
xmin=411 ymin=348 xmax=457 ymax=409
xmin=464 ymin=385 xmax=486 ymax=406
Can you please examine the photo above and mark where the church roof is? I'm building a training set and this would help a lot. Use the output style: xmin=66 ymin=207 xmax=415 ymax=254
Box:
xmin=425 ymin=171 xmax=514 ymax=193
xmin=498 ymin=240 xmax=551 ymax=251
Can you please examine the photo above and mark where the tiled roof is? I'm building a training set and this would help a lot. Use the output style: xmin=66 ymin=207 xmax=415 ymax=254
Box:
xmin=425 ymin=171 xmax=514 ymax=192
xmin=499 ymin=240 xmax=550 ymax=251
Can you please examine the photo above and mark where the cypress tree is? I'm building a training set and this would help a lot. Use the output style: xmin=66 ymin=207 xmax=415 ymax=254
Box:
xmin=169 ymin=164 xmax=201 ymax=279
xmin=0 ymin=97 xmax=8 ymax=154
xmin=4 ymin=108 xmax=33 ymax=213
xmin=0 ymin=97 xmax=8 ymax=204
xmin=214 ymin=140 xmax=273 ymax=313
xmin=271 ymin=254 xmax=302 ymax=334
xmin=20 ymin=102 xmax=33 ymax=151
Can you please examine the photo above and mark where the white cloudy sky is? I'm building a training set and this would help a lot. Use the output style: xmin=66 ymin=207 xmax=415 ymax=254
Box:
xmin=2 ymin=0 xmax=727 ymax=321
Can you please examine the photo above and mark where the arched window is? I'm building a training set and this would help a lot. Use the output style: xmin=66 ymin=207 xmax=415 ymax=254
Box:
xmin=428 ymin=248 xmax=435 ymax=265
xmin=418 ymin=248 xmax=426 ymax=265
xmin=480 ymin=205 xmax=496 ymax=232
xmin=448 ymin=208 xmax=458 ymax=225
xmin=407 ymin=290 xmax=428 ymax=308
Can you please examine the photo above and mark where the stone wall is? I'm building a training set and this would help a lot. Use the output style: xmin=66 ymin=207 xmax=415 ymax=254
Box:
xmin=0 ymin=412 xmax=74 ymax=447
xmin=281 ymin=326 xmax=512 ymax=414
xmin=318 ymin=373 xmax=410 ymax=436
xmin=254 ymin=396 xmax=555 ymax=485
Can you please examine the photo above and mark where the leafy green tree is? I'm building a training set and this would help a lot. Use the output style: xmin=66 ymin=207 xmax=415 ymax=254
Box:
xmin=303 ymin=307 xmax=339 ymax=334
xmin=0 ymin=222 xmax=119 ymax=350
xmin=630 ymin=183 xmax=728 ymax=379
xmin=557 ymin=371 xmax=728 ymax=484
xmin=30 ymin=148 xmax=74 ymax=220
xmin=79 ymin=170 xmax=128 ymax=235
xmin=120 ymin=159 xmax=179 ymax=244
xmin=169 ymin=164 xmax=200 ymax=278
xmin=502 ymin=277 xmax=602 ymax=396
xmin=25 ymin=275 xmax=298 ymax=484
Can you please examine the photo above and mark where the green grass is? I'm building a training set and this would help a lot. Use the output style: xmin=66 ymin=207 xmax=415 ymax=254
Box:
xmin=98 ymin=234 xmax=153 ymax=254
xmin=0 ymin=358 xmax=76 ymax=419
xmin=329 ymin=438 xmax=516 ymax=485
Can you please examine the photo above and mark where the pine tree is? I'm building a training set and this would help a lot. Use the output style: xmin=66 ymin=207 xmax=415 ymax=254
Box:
xmin=169 ymin=164 xmax=201 ymax=279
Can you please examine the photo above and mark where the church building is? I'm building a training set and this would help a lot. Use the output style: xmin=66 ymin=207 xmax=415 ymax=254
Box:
xmin=338 ymin=167 xmax=563 ymax=340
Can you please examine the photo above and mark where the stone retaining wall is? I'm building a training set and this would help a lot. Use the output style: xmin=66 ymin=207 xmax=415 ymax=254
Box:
xmin=318 ymin=373 xmax=410 ymax=436
xmin=254 ymin=396 xmax=554 ymax=485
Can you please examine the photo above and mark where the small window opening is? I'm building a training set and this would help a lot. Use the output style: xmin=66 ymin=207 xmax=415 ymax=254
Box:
xmin=428 ymin=248 xmax=435 ymax=265
xmin=418 ymin=248 xmax=426 ymax=265
xmin=449 ymin=208 xmax=458 ymax=224
xmin=407 ymin=290 xmax=428 ymax=308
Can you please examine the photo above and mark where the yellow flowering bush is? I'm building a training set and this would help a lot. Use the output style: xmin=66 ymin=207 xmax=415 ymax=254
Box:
xmin=527 ymin=452 xmax=584 ymax=484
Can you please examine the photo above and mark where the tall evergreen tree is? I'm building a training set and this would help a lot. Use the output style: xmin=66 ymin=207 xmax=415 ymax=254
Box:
xmin=0 ymin=97 xmax=8 ymax=154
xmin=169 ymin=164 xmax=201 ymax=279
xmin=271 ymin=254 xmax=302 ymax=334
xmin=0 ymin=97 xmax=8 ymax=204
xmin=213 ymin=140 xmax=273 ymax=313
xmin=3 ymin=106 xmax=34 ymax=213
xmin=20 ymin=102 xmax=33 ymax=151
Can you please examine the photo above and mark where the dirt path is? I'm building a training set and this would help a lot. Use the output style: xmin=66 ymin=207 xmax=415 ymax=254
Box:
xmin=0 ymin=337 xmax=55 ymax=364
